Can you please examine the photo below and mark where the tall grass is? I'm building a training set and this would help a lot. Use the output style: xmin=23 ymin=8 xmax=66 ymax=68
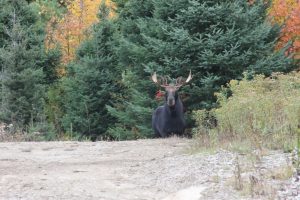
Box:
xmin=193 ymin=72 xmax=300 ymax=151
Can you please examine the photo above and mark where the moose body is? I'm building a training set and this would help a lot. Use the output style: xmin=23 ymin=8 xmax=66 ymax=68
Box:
xmin=151 ymin=71 xmax=192 ymax=137
xmin=152 ymin=99 xmax=185 ymax=137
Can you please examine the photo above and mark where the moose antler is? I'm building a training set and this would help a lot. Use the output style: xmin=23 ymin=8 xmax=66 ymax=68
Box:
xmin=152 ymin=70 xmax=192 ymax=88
xmin=174 ymin=70 xmax=192 ymax=88
xmin=152 ymin=72 xmax=169 ymax=88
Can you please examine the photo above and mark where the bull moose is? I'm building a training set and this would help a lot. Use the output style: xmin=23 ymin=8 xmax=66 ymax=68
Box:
xmin=151 ymin=71 xmax=192 ymax=137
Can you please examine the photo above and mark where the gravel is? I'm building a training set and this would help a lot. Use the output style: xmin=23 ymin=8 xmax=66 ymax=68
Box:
xmin=0 ymin=137 xmax=297 ymax=200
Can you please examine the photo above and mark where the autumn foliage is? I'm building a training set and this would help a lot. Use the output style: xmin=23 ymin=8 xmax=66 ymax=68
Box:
xmin=46 ymin=0 xmax=115 ymax=66
xmin=268 ymin=0 xmax=300 ymax=58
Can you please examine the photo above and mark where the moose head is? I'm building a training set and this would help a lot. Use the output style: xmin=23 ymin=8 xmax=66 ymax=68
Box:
xmin=151 ymin=71 xmax=192 ymax=107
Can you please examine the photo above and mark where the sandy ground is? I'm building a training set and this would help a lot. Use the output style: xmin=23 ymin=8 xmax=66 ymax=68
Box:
xmin=0 ymin=137 xmax=295 ymax=200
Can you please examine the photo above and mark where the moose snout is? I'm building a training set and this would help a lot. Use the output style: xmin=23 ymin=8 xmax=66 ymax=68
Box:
xmin=167 ymin=97 xmax=175 ymax=107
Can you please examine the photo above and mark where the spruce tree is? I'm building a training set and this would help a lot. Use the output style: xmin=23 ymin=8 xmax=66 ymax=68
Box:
xmin=0 ymin=0 xmax=58 ymax=129
xmin=106 ymin=71 xmax=153 ymax=140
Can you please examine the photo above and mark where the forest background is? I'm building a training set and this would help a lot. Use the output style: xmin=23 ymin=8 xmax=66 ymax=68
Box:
xmin=1 ymin=0 xmax=300 ymax=150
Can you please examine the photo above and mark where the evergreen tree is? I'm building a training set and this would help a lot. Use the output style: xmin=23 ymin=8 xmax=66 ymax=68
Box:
xmin=107 ymin=0 xmax=296 ymax=137
xmin=0 ymin=0 xmax=58 ymax=128
xmin=106 ymin=71 xmax=153 ymax=140
xmin=0 ymin=0 xmax=44 ymax=125
xmin=61 ymin=4 xmax=123 ymax=140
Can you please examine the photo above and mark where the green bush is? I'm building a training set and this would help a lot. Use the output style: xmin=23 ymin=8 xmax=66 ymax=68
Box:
xmin=193 ymin=72 xmax=300 ymax=151
xmin=27 ymin=121 xmax=57 ymax=141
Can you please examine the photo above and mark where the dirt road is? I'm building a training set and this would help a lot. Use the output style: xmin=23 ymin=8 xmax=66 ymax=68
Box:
xmin=0 ymin=137 xmax=294 ymax=200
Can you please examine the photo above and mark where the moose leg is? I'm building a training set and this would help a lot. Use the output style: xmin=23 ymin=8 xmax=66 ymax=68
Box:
xmin=153 ymin=128 xmax=161 ymax=138
xmin=160 ymin=131 xmax=169 ymax=138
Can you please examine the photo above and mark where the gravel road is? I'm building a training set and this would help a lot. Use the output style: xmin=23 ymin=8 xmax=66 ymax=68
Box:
xmin=0 ymin=137 xmax=296 ymax=200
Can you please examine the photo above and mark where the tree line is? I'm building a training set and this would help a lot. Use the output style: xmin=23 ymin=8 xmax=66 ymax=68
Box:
xmin=0 ymin=0 xmax=297 ymax=140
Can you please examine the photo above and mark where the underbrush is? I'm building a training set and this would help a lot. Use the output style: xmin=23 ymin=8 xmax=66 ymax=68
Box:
xmin=193 ymin=72 xmax=300 ymax=152
xmin=0 ymin=121 xmax=73 ymax=142
xmin=193 ymin=73 xmax=300 ymax=199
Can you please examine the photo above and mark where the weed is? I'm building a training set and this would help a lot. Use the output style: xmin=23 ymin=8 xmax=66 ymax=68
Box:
xmin=193 ymin=72 xmax=300 ymax=151
xmin=234 ymin=156 xmax=243 ymax=190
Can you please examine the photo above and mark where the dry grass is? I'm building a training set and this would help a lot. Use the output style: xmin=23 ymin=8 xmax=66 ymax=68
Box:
xmin=268 ymin=165 xmax=294 ymax=180
xmin=224 ymin=150 xmax=294 ymax=199
xmin=0 ymin=132 xmax=28 ymax=142
xmin=239 ymin=177 xmax=277 ymax=200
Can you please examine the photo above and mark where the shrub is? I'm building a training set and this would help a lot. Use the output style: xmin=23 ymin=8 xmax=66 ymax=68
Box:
xmin=193 ymin=72 xmax=300 ymax=151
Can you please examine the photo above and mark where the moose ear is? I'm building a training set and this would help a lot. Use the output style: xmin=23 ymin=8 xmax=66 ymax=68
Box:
xmin=185 ymin=70 xmax=192 ymax=83
xmin=151 ymin=72 xmax=158 ymax=83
